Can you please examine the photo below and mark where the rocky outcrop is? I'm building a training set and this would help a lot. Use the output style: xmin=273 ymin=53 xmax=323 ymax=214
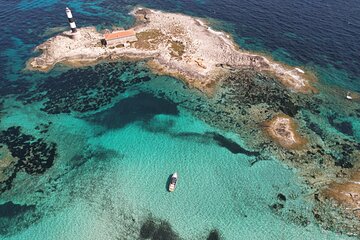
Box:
xmin=27 ymin=7 xmax=316 ymax=94
xmin=263 ymin=114 xmax=307 ymax=149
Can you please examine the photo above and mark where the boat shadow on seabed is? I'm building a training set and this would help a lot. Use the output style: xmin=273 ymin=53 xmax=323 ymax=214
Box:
xmin=165 ymin=174 xmax=173 ymax=192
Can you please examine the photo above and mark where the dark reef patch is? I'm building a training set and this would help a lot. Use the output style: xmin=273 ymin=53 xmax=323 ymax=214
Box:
xmin=0 ymin=126 xmax=57 ymax=174
xmin=270 ymin=203 xmax=284 ymax=211
xmin=277 ymin=193 xmax=287 ymax=202
xmin=223 ymin=70 xmax=304 ymax=117
xmin=139 ymin=218 xmax=179 ymax=240
xmin=334 ymin=158 xmax=353 ymax=169
xmin=332 ymin=151 xmax=353 ymax=169
xmin=0 ymin=79 xmax=30 ymax=97
xmin=0 ymin=201 xmax=40 ymax=236
xmin=67 ymin=147 xmax=122 ymax=170
xmin=17 ymin=62 xmax=152 ymax=114
xmin=152 ymin=221 xmax=179 ymax=240
xmin=68 ymin=154 xmax=88 ymax=170
xmin=327 ymin=139 xmax=359 ymax=169
xmin=269 ymin=200 xmax=311 ymax=227
xmin=34 ymin=122 xmax=52 ymax=134
xmin=307 ymin=122 xmax=324 ymax=138
xmin=142 ymin=118 xmax=176 ymax=133
xmin=139 ymin=217 xmax=223 ymax=240
xmin=328 ymin=114 xmax=353 ymax=136
xmin=0 ymin=201 xmax=35 ymax=218
xmin=207 ymin=229 xmax=221 ymax=240
xmin=140 ymin=219 xmax=157 ymax=239
xmin=88 ymin=92 xmax=179 ymax=129
xmin=0 ymin=126 xmax=57 ymax=193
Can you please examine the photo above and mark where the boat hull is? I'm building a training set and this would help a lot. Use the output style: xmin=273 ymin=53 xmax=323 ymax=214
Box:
xmin=168 ymin=172 xmax=178 ymax=192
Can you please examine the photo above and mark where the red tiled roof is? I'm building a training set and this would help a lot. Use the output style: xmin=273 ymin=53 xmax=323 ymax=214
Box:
xmin=104 ymin=29 xmax=136 ymax=40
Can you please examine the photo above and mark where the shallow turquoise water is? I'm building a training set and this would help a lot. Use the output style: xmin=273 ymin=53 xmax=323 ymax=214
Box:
xmin=0 ymin=72 xmax=356 ymax=239
xmin=0 ymin=102 xmax=352 ymax=239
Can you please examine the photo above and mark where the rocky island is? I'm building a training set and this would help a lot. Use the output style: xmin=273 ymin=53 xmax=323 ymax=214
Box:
xmin=24 ymin=6 xmax=360 ymax=236
xmin=321 ymin=171 xmax=360 ymax=217
xmin=28 ymin=7 xmax=316 ymax=94
xmin=263 ymin=114 xmax=307 ymax=149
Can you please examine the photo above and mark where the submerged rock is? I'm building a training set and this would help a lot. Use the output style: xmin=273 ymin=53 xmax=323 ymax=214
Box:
xmin=207 ymin=229 xmax=221 ymax=240
xmin=0 ymin=146 xmax=18 ymax=185
xmin=277 ymin=193 xmax=287 ymax=202
xmin=140 ymin=220 xmax=157 ymax=239
xmin=0 ymin=201 xmax=35 ymax=218
xmin=0 ymin=201 xmax=38 ymax=236
xmin=87 ymin=92 xmax=179 ymax=129
xmin=262 ymin=114 xmax=307 ymax=150
xmin=328 ymin=114 xmax=354 ymax=136
xmin=0 ymin=127 xmax=57 ymax=193
xmin=18 ymin=62 xmax=152 ymax=114
xmin=139 ymin=218 xmax=179 ymax=240
xmin=321 ymin=171 xmax=360 ymax=216
xmin=270 ymin=203 xmax=284 ymax=211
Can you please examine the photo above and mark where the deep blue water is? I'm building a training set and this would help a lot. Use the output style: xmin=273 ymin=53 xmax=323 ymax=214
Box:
xmin=1 ymin=0 xmax=359 ymax=90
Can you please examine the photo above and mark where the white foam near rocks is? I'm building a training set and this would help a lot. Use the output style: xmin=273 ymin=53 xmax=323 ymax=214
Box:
xmin=295 ymin=67 xmax=305 ymax=74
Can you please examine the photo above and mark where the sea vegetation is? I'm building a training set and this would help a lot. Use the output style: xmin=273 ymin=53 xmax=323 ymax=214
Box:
xmin=140 ymin=218 xmax=179 ymax=240
xmin=0 ymin=126 xmax=57 ymax=193
xmin=139 ymin=217 xmax=223 ymax=240
xmin=87 ymin=92 xmax=179 ymax=129
xmin=206 ymin=229 xmax=221 ymax=240
xmin=17 ymin=62 xmax=152 ymax=114
xmin=0 ymin=201 xmax=39 ymax=236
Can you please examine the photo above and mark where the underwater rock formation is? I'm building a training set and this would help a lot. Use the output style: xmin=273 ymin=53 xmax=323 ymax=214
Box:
xmin=19 ymin=62 xmax=152 ymax=114
xmin=313 ymin=171 xmax=360 ymax=236
xmin=140 ymin=218 xmax=179 ymax=240
xmin=87 ymin=92 xmax=179 ymax=129
xmin=206 ymin=229 xmax=221 ymax=240
xmin=0 ymin=126 xmax=57 ymax=193
xmin=0 ymin=146 xmax=17 ymax=185
xmin=263 ymin=114 xmax=307 ymax=150
xmin=0 ymin=201 xmax=38 ymax=236
xmin=321 ymin=171 xmax=360 ymax=217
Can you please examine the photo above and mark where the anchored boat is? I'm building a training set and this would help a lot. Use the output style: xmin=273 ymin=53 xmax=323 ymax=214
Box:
xmin=346 ymin=92 xmax=353 ymax=100
xmin=168 ymin=172 xmax=178 ymax=192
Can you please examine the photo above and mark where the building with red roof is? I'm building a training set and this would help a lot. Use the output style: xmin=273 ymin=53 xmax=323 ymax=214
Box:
xmin=101 ymin=29 xmax=137 ymax=46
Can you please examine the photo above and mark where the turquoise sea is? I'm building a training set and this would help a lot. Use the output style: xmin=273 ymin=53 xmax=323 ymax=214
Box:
xmin=0 ymin=0 xmax=359 ymax=239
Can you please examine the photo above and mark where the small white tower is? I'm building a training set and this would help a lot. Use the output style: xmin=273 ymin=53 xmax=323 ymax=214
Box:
xmin=66 ymin=7 xmax=77 ymax=33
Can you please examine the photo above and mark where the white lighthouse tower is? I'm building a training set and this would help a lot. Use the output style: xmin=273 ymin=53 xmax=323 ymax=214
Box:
xmin=66 ymin=7 xmax=77 ymax=33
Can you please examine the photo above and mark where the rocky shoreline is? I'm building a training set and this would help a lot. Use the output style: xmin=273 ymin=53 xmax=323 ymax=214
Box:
xmin=28 ymin=7 xmax=316 ymax=94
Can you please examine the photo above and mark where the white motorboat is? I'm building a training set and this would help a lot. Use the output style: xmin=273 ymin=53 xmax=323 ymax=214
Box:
xmin=346 ymin=92 xmax=352 ymax=100
xmin=168 ymin=172 xmax=178 ymax=192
